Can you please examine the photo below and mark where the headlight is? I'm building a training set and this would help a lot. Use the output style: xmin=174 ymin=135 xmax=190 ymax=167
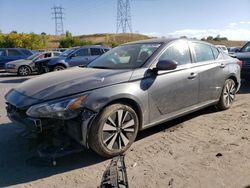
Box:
xmin=26 ymin=95 xmax=87 ymax=119
xmin=6 ymin=64 xmax=16 ymax=68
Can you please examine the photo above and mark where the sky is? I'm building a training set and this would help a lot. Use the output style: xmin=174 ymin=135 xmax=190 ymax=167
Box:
xmin=0 ymin=0 xmax=250 ymax=40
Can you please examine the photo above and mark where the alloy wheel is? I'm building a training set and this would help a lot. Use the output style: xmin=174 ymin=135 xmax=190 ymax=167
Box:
xmin=19 ymin=66 xmax=30 ymax=76
xmin=223 ymin=79 xmax=236 ymax=107
xmin=102 ymin=109 xmax=136 ymax=151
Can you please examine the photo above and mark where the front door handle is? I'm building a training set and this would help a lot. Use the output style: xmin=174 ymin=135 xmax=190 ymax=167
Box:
xmin=220 ymin=63 xmax=225 ymax=68
xmin=188 ymin=72 xmax=197 ymax=79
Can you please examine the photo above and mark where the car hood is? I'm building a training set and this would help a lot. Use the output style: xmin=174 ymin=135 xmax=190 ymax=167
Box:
xmin=5 ymin=67 xmax=133 ymax=108
xmin=6 ymin=59 xmax=32 ymax=65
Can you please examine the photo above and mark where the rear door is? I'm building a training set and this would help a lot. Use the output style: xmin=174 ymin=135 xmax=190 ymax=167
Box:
xmin=90 ymin=48 xmax=104 ymax=62
xmin=68 ymin=48 xmax=90 ymax=67
xmin=148 ymin=40 xmax=199 ymax=123
xmin=189 ymin=42 xmax=227 ymax=103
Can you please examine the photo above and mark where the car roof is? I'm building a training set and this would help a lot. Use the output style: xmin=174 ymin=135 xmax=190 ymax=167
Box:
xmin=123 ymin=38 xmax=214 ymax=46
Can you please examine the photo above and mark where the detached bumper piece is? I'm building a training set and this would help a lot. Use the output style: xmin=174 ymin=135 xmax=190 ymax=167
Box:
xmin=99 ymin=155 xmax=129 ymax=188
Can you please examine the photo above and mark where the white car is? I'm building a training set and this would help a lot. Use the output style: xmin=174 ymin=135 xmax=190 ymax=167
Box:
xmin=216 ymin=45 xmax=229 ymax=54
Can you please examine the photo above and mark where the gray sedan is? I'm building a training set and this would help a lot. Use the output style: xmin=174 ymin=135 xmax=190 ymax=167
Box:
xmin=5 ymin=51 xmax=61 ymax=76
xmin=5 ymin=38 xmax=241 ymax=157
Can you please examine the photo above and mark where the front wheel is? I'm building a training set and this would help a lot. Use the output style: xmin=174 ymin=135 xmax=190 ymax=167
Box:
xmin=18 ymin=66 xmax=31 ymax=76
xmin=217 ymin=79 xmax=237 ymax=110
xmin=89 ymin=104 xmax=139 ymax=158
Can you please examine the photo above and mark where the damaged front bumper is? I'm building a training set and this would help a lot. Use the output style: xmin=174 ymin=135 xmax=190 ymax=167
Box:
xmin=6 ymin=102 xmax=97 ymax=148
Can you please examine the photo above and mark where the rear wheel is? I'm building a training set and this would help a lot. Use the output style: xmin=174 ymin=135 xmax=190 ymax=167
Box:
xmin=89 ymin=103 xmax=139 ymax=158
xmin=53 ymin=65 xmax=65 ymax=71
xmin=18 ymin=66 xmax=31 ymax=76
xmin=217 ymin=79 xmax=236 ymax=110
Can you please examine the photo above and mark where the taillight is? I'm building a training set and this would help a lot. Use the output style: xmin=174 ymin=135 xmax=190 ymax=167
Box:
xmin=237 ymin=60 xmax=243 ymax=69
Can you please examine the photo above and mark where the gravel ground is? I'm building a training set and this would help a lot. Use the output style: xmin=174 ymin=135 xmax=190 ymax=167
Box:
xmin=0 ymin=72 xmax=250 ymax=188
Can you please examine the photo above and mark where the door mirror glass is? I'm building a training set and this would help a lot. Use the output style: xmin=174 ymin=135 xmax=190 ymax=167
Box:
xmin=156 ymin=59 xmax=178 ymax=71
xmin=69 ymin=53 xmax=77 ymax=58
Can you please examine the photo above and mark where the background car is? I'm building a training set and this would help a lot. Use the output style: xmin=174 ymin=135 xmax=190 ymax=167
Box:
xmin=216 ymin=45 xmax=229 ymax=54
xmin=5 ymin=39 xmax=241 ymax=158
xmin=228 ymin=46 xmax=242 ymax=55
xmin=234 ymin=42 xmax=250 ymax=80
xmin=35 ymin=45 xmax=111 ymax=73
xmin=5 ymin=51 xmax=61 ymax=76
xmin=0 ymin=48 xmax=34 ymax=69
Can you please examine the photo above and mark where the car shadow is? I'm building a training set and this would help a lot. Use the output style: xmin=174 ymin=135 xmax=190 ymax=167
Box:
xmin=0 ymin=78 xmax=30 ymax=84
xmin=239 ymin=80 xmax=250 ymax=94
xmin=137 ymin=106 xmax=217 ymax=141
xmin=0 ymin=122 xmax=106 ymax=187
xmin=0 ymin=106 xmax=218 ymax=187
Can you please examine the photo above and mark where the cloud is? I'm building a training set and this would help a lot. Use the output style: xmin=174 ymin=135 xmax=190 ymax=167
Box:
xmin=163 ymin=21 xmax=250 ymax=41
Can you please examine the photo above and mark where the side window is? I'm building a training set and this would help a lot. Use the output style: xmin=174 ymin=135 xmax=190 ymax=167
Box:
xmin=75 ymin=49 xmax=89 ymax=57
xmin=191 ymin=42 xmax=214 ymax=62
xmin=20 ymin=49 xmax=33 ymax=56
xmin=0 ymin=49 xmax=6 ymax=57
xmin=159 ymin=41 xmax=191 ymax=65
xmin=240 ymin=42 xmax=250 ymax=52
xmin=8 ymin=49 xmax=22 ymax=56
xmin=91 ymin=48 xmax=103 ymax=56
xmin=211 ymin=46 xmax=220 ymax=59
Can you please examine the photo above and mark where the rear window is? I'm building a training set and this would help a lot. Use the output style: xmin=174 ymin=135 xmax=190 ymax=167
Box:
xmin=191 ymin=42 xmax=214 ymax=62
xmin=8 ymin=49 xmax=22 ymax=56
xmin=20 ymin=49 xmax=33 ymax=56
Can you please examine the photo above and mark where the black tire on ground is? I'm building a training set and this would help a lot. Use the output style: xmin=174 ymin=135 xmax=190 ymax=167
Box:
xmin=53 ymin=65 xmax=65 ymax=71
xmin=89 ymin=103 xmax=139 ymax=158
xmin=216 ymin=78 xmax=237 ymax=110
xmin=18 ymin=66 xmax=31 ymax=76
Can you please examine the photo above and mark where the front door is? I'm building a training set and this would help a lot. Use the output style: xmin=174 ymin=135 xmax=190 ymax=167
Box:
xmin=148 ymin=40 xmax=199 ymax=123
xmin=68 ymin=48 xmax=90 ymax=67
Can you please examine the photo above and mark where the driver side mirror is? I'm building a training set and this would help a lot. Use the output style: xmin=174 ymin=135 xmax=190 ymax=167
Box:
xmin=235 ymin=49 xmax=240 ymax=53
xmin=156 ymin=59 xmax=178 ymax=71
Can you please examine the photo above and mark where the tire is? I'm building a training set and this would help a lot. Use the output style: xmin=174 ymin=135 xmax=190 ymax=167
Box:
xmin=53 ymin=65 xmax=65 ymax=71
xmin=18 ymin=66 xmax=31 ymax=76
xmin=89 ymin=103 xmax=139 ymax=158
xmin=217 ymin=79 xmax=236 ymax=110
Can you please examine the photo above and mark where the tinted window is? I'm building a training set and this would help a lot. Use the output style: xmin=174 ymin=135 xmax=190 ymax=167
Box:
xmin=191 ymin=42 xmax=214 ymax=62
xmin=8 ymin=49 xmax=22 ymax=56
xmin=159 ymin=41 xmax=191 ymax=65
xmin=91 ymin=48 xmax=103 ymax=56
xmin=75 ymin=49 xmax=89 ymax=57
xmin=0 ymin=49 xmax=6 ymax=57
xmin=211 ymin=46 xmax=219 ymax=59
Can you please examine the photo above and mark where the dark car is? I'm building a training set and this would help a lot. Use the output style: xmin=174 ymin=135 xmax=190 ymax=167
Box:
xmin=5 ymin=38 xmax=241 ymax=158
xmin=0 ymin=48 xmax=34 ymax=69
xmin=35 ymin=46 xmax=110 ymax=73
xmin=234 ymin=42 xmax=250 ymax=80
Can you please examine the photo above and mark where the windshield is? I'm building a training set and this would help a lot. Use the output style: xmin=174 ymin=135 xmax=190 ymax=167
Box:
xmin=59 ymin=48 xmax=77 ymax=57
xmin=26 ymin=53 xmax=40 ymax=60
xmin=87 ymin=43 xmax=162 ymax=69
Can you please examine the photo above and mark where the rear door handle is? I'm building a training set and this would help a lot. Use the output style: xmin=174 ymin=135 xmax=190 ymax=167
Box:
xmin=188 ymin=72 xmax=197 ymax=79
xmin=220 ymin=63 xmax=225 ymax=68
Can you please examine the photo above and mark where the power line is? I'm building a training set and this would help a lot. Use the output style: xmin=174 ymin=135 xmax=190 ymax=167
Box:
xmin=51 ymin=5 xmax=65 ymax=35
xmin=116 ymin=0 xmax=132 ymax=33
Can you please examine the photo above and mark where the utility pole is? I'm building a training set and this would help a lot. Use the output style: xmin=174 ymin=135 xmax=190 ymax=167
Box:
xmin=52 ymin=5 xmax=65 ymax=35
xmin=116 ymin=0 xmax=132 ymax=33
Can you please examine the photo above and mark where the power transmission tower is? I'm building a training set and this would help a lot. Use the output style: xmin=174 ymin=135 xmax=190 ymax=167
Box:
xmin=52 ymin=5 xmax=65 ymax=35
xmin=116 ymin=0 xmax=133 ymax=33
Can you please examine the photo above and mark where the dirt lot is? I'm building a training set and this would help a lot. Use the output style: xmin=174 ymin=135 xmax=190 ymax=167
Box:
xmin=0 ymin=72 xmax=250 ymax=188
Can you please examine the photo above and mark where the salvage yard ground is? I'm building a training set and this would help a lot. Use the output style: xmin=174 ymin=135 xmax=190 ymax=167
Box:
xmin=0 ymin=73 xmax=250 ymax=188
